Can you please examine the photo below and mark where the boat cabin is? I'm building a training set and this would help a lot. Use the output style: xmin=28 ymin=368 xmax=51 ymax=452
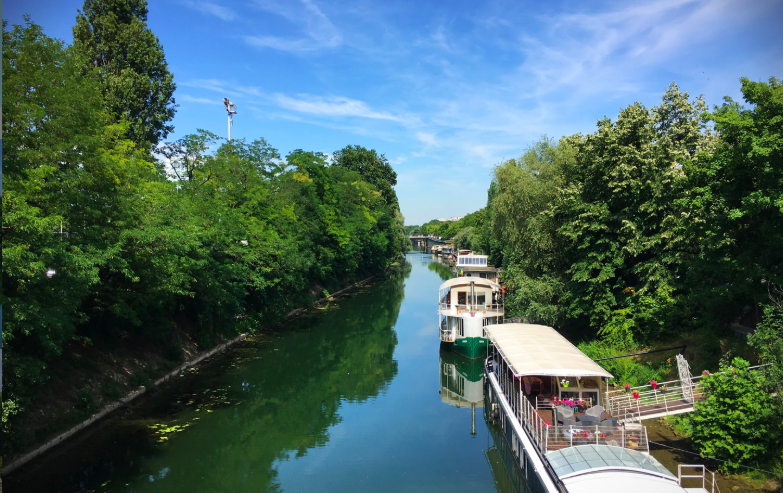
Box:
xmin=456 ymin=254 xmax=498 ymax=280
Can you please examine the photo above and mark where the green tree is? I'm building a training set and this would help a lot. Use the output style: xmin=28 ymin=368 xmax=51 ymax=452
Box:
xmin=680 ymin=77 xmax=783 ymax=327
xmin=2 ymin=18 xmax=154 ymax=447
xmin=488 ymin=136 xmax=575 ymax=325
xmin=332 ymin=145 xmax=398 ymax=208
xmin=748 ymin=303 xmax=783 ymax=399
xmin=689 ymin=358 xmax=781 ymax=471
xmin=73 ymin=0 xmax=176 ymax=148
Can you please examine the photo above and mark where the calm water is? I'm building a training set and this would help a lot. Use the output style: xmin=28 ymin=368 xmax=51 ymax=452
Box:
xmin=10 ymin=254 xmax=524 ymax=493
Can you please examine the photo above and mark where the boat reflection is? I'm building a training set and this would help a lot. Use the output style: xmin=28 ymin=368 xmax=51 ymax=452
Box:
xmin=439 ymin=348 xmax=484 ymax=435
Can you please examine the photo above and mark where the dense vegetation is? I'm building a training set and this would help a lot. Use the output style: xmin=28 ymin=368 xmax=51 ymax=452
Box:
xmin=462 ymin=79 xmax=783 ymax=472
xmin=405 ymin=210 xmax=489 ymax=251
xmin=407 ymin=79 xmax=783 ymax=472
xmin=2 ymin=11 xmax=407 ymax=454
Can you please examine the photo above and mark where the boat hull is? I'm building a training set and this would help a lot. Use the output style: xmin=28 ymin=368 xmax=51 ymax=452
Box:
xmin=448 ymin=336 xmax=488 ymax=359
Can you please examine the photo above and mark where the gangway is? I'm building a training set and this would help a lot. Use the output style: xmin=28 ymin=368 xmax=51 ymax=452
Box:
xmin=606 ymin=355 xmax=765 ymax=423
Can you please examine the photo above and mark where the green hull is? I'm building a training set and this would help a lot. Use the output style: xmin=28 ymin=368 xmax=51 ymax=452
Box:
xmin=447 ymin=336 xmax=489 ymax=360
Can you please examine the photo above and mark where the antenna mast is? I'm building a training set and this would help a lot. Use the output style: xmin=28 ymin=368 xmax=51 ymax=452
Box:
xmin=223 ymin=97 xmax=237 ymax=141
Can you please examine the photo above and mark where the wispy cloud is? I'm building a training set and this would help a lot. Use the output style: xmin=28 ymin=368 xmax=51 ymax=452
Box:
xmin=274 ymin=94 xmax=402 ymax=121
xmin=180 ymin=79 xmax=264 ymax=99
xmin=179 ymin=95 xmax=222 ymax=105
xmin=181 ymin=1 xmax=236 ymax=21
xmin=246 ymin=0 xmax=342 ymax=52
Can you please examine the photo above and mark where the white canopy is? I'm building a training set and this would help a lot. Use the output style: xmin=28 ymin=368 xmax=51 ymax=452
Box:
xmin=438 ymin=277 xmax=501 ymax=290
xmin=485 ymin=323 xmax=613 ymax=378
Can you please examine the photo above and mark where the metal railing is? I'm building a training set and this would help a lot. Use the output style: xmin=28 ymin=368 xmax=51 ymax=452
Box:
xmin=440 ymin=303 xmax=503 ymax=312
xmin=606 ymin=365 xmax=767 ymax=422
xmin=440 ymin=328 xmax=455 ymax=343
xmin=678 ymin=464 xmax=720 ymax=493
xmin=487 ymin=357 xmax=647 ymax=455
xmin=544 ymin=423 xmax=648 ymax=453
xmin=606 ymin=376 xmax=706 ymax=421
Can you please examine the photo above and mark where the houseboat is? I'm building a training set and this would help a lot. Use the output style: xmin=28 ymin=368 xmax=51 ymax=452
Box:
xmin=439 ymin=349 xmax=484 ymax=435
xmin=438 ymin=277 xmax=504 ymax=359
xmin=484 ymin=323 xmax=718 ymax=493
xmin=456 ymin=253 xmax=499 ymax=281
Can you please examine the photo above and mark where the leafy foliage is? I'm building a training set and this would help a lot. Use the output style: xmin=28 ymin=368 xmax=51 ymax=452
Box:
xmin=690 ymin=358 xmax=781 ymax=471
xmin=2 ymin=18 xmax=405 ymax=454
xmin=73 ymin=0 xmax=176 ymax=148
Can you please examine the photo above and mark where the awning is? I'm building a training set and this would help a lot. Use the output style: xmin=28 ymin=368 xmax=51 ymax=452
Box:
xmin=438 ymin=277 xmax=501 ymax=290
xmin=485 ymin=323 xmax=613 ymax=378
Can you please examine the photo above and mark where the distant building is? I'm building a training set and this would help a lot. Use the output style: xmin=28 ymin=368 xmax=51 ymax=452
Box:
xmin=437 ymin=216 xmax=464 ymax=222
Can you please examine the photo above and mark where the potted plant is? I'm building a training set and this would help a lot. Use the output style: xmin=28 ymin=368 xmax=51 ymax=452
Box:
xmin=623 ymin=383 xmax=631 ymax=393
xmin=632 ymin=391 xmax=640 ymax=400
xmin=649 ymin=379 xmax=658 ymax=390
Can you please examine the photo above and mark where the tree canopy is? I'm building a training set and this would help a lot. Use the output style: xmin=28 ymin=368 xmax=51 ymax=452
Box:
xmin=73 ymin=0 xmax=176 ymax=148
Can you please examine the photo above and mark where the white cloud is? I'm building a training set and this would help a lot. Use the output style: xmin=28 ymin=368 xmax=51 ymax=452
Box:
xmin=179 ymin=95 xmax=222 ymax=105
xmin=274 ymin=94 xmax=402 ymax=122
xmin=182 ymin=1 xmax=236 ymax=21
xmin=180 ymin=79 xmax=265 ymax=99
xmin=246 ymin=0 xmax=342 ymax=52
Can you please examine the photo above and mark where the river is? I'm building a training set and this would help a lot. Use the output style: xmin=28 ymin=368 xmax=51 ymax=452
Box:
xmin=9 ymin=253 xmax=526 ymax=493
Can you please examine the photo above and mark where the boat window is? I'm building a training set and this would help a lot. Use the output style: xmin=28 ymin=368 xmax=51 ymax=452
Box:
xmin=476 ymin=294 xmax=486 ymax=305
xmin=457 ymin=291 xmax=467 ymax=305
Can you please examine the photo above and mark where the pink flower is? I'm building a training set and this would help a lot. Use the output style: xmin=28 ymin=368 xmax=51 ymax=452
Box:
xmin=649 ymin=379 xmax=658 ymax=389
xmin=632 ymin=391 xmax=640 ymax=400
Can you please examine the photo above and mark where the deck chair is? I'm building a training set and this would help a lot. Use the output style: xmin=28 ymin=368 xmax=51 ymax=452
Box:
xmin=555 ymin=405 xmax=574 ymax=423
xmin=585 ymin=405 xmax=606 ymax=422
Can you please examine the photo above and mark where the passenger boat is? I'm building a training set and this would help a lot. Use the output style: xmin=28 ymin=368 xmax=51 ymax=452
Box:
xmin=438 ymin=277 xmax=504 ymax=359
xmin=484 ymin=323 xmax=718 ymax=493
xmin=439 ymin=349 xmax=484 ymax=435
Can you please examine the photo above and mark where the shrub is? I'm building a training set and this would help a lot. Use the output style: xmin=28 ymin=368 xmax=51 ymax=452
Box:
xmin=689 ymin=357 xmax=781 ymax=471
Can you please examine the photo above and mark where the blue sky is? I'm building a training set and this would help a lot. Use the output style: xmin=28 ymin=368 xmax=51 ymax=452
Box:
xmin=5 ymin=0 xmax=783 ymax=224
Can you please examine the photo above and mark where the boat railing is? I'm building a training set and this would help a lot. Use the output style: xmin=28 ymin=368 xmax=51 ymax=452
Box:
xmin=440 ymin=328 xmax=455 ymax=343
xmin=606 ymin=377 xmax=705 ymax=421
xmin=544 ymin=423 xmax=648 ymax=453
xmin=440 ymin=303 xmax=504 ymax=313
xmin=605 ymin=364 xmax=768 ymax=421
xmin=678 ymin=464 xmax=720 ymax=492
xmin=487 ymin=357 xmax=648 ymax=455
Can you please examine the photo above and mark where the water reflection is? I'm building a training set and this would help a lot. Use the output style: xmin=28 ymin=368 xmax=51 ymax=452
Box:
xmin=427 ymin=259 xmax=454 ymax=281
xmin=439 ymin=349 xmax=484 ymax=435
xmin=9 ymin=265 xmax=410 ymax=492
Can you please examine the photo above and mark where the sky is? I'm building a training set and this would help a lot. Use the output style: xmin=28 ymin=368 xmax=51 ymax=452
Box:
xmin=5 ymin=0 xmax=783 ymax=224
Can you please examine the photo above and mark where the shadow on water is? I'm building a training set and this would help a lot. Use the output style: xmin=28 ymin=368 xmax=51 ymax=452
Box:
xmin=9 ymin=264 xmax=411 ymax=493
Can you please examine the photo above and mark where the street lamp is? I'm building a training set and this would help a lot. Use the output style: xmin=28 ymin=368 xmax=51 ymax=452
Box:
xmin=223 ymin=98 xmax=237 ymax=141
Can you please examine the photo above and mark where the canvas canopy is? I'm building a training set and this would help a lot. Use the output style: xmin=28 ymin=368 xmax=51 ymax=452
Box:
xmin=438 ymin=277 xmax=500 ymax=290
xmin=485 ymin=323 xmax=613 ymax=378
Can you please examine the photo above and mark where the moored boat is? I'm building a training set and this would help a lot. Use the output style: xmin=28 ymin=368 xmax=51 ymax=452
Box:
xmin=438 ymin=277 xmax=504 ymax=359
xmin=484 ymin=323 xmax=719 ymax=493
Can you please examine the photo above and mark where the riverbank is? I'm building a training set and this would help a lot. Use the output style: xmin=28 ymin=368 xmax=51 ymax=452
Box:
xmin=3 ymin=269 xmax=389 ymax=476
xmin=645 ymin=418 xmax=781 ymax=492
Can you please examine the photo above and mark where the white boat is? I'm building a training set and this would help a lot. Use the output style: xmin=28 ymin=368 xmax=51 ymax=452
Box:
xmin=456 ymin=253 xmax=499 ymax=281
xmin=438 ymin=277 xmax=504 ymax=359
xmin=484 ymin=323 xmax=719 ymax=493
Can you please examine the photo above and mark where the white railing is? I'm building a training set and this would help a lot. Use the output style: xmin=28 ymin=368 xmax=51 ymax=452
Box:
xmin=544 ymin=423 xmax=648 ymax=453
xmin=606 ymin=364 xmax=767 ymax=422
xmin=678 ymin=464 xmax=720 ymax=493
xmin=488 ymin=358 xmax=646 ymax=455
xmin=440 ymin=303 xmax=503 ymax=312
xmin=440 ymin=329 xmax=455 ymax=343
xmin=606 ymin=376 xmax=706 ymax=421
